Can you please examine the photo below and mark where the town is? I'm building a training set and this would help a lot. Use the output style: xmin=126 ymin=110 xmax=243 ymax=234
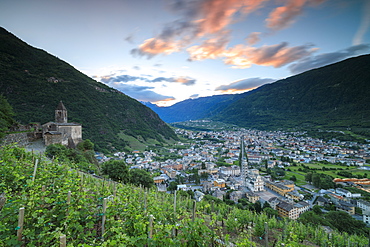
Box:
xmin=95 ymin=123 xmax=370 ymax=224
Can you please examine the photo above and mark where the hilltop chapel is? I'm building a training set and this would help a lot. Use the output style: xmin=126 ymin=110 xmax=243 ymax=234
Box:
xmin=42 ymin=101 xmax=82 ymax=148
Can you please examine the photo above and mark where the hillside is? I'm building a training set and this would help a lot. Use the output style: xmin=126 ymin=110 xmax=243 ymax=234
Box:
xmin=214 ymin=54 xmax=370 ymax=135
xmin=1 ymin=146 xmax=368 ymax=246
xmin=0 ymin=27 xmax=177 ymax=152
xmin=148 ymin=54 xmax=370 ymax=137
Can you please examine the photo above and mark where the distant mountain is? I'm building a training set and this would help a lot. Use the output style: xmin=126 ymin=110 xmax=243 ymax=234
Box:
xmin=0 ymin=27 xmax=177 ymax=152
xmin=149 ymin=54 xmax=370 ymax=137
xmin=213 ymin=54 xmax=370 ymax=134
xmin=143 ymin=93 xmax=247 ymax=123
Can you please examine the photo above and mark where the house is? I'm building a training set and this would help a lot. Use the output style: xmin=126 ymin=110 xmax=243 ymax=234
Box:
xmin=314 ymin=196 xmax=329 ymax=206
xmin=276 ymin=201 xmax=299 ymax=220
xmin=214 ymin=179 xmax=226 ymax=188
xmin=212 ymin=189 xmax=226 ymax=200
xmin=335 ymin=188 xmax=352 ymax=198
xmin=295 ymin=201 xmax=310 ymax=214
xmin=363 ymin=210 xmax=370 ymax=225
xmin=230 ymin=191 xmax=243 ymax=203
xmin=246 ymin=191 xmax=260 ymax=203
xmin=153 ymin=176 xmax=165 ymax=184
xmin=357 ymin=199 xmax=370 ymax=212
xmin=265 ymin=180 xmax=294 ymax=197
xmin=336 ymin=201 xmax=355 ymax=215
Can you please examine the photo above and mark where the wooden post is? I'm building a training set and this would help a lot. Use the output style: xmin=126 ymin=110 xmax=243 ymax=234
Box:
xmin=173 ymin=191 xmax=177 ymax=213
xmin=192 ymin=200 xmax=196 ymax=222
xmin=41 ymin=185 xmax=46 ymax=201
xmin=144 ymin=192 xmax=147 ymax=212
xmin=60 ymin=234 xmax=66 ymax=247
xmin=101 ymin=198 xmax=107 ymax=239
xmin=17 ymin=207 xmax=25 ymax=241
xmin=113 ymin=182 xmax=116 ymax=197
xmin=149 ymin=214 xmax=154 ymax=239
xmin=32 ymin=159 xmax=39 ymax=182
xmin=265 ymin=222 xmax=268 ymax=247
xmin=67 ymin=191 xmax=71 ymax=204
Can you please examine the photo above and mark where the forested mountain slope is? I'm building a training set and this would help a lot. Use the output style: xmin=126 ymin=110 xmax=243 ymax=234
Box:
xmin=213 ymin=54 xmax=370 ymax=135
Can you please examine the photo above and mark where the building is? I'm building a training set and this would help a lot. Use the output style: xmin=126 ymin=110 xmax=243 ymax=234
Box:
xmin=42 ymin=101 xmax=82 ymax=148
xmin=276 ymin=201 xmax=299 ymax=220
xmin=214 ymin=179 xmax=226 ymax=188
xmin=246 ymin=191 xmax=260 ymax=203
xmin=363 ymin=210 xmax=370 ymax=225
xmin=265 ymin=180 xmax=294 ymax=197
xmin=357 ymin=199 xmax=370 ymax=212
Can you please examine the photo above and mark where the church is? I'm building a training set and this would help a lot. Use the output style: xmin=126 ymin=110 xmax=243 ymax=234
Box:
xmin=42 ymin=101 xmax=82 ymax=148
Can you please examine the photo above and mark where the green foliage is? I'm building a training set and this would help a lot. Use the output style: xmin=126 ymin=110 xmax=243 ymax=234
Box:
xmin=0 ymin=95 xmax=15 ymax=138
xmin=0 ymin=145 xmax=369 ymax=246
xmin=129 ymin=169 xmax=153 ymax=189
xmin=101 ymin=160 xmax=129 ymax=183
xmin=45 ymin=142 xmax=98 ymax=173
xmin=0 ymin=27 xmax=178 ymax=152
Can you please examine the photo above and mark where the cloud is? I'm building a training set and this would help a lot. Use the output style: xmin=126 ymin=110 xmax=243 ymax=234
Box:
xmin=189 ymin=94 xmax=199 ymax=99
xmin=132 ymin=0 xmax=326 ymax=69
xmin=97 ymin=73 xmax=196 ymax=86
xmin=150 ymin=76 xmax=196 ymax=86
xmin=215 ymin=77 xmax=275 ymax=92
xmin=100 ymin=74 xmax=144 ymax=83
xmin=266 ymin=0 xmax=326 ymax=31
xmin=353 ymin=0 xmax=370 ymax=45
xmin=131 ymin=38 xmax=180 ymax=58
xmin=107 ymin=83 xmax=175 ymax=102
xmin=288 ymin=44 xmax=370 ymax=74
xmin=189 ymin=41 xmax=315 ymax=68
xmin=132 ymin=66 xmax=140 ymax=70
xmin=246 ymin=32 xmax=261 ymax=45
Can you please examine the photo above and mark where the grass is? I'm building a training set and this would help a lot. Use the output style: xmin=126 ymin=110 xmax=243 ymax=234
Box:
xmin=288 ymin=162 xmax=369 ymax=179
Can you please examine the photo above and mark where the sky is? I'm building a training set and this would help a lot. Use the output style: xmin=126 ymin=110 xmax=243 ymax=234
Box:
xmin=1 ymin=0 xmax=370 ymax=106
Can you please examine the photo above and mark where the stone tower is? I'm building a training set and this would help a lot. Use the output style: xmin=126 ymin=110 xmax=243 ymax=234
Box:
xmin=55 ymin=101 xmax=67 ymax=123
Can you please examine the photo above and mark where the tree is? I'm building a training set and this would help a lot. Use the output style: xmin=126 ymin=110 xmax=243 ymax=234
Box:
xmin=167 ymin=181 xmax=178 ymax=191
xmin=0 ymin=95 xmax=15 ymax=138
xmin=77 ymin=139 xmax=94 ymax=151
xmin=45 ymin=144 xmax=68 ymax=161
xmin=289 ymin=175 xmax=297 ymax=182
xmin=129 ymin=169 xmax=153 ymax=188
xmin=305 ymin=172 xmax=313 ymax=183
xmin=263 ymin=207 xmax=278 ymax=218
xmin=312 ymin=205 xmax=322 ymax=215
xmin=101 ymin=160 xmax=129 ymax=183
xmin=312 ymin=173 xmax=320 ymax=188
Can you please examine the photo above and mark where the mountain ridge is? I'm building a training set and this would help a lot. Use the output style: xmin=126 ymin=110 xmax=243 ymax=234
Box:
xmin=146 ymin=54 xmax=370 ymax=137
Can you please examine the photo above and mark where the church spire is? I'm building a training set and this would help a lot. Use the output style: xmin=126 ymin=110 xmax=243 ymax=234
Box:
xmin=55 ymin=101 xmax=67 ymax=123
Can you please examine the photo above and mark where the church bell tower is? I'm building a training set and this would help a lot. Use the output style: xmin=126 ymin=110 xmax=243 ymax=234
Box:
xmin=55 ymin=101 xmax=67 ymax=123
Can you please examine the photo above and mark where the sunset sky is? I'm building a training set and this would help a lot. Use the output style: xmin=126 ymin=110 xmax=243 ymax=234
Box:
xmin=1 ymin=0 xmax=369 ymax=106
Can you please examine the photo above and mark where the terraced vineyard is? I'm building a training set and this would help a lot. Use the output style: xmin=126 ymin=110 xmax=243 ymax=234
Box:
xmin=0 ymin=144 xmax=368 ymax=246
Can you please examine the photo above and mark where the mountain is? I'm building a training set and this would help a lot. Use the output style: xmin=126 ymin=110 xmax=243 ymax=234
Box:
xmin=0 ymin=27 xmax=177 ymax=152
xmin=148 ymin=54 xmax=370 ymax=137
xmin=143 ymin=93 xmax=246 ymax=123
xmin=213 ymin=54 xmax=370 ymax=135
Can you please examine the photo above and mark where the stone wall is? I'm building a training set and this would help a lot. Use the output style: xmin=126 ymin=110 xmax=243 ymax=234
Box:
xmin=1 ymin=132 xmax=42 ymax=147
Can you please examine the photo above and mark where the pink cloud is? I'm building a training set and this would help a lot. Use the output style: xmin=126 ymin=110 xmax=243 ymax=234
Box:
xmin=266 ymin=0 xmax=327 ymax=30
xmin=132 ymin=0 xmax=326 ymax=68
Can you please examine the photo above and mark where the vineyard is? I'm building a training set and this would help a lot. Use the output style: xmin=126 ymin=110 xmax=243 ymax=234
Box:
xmin=0 ymin=144 xmax=369 ymax=246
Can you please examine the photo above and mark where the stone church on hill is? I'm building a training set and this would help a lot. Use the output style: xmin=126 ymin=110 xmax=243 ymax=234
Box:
xmin=42 ymin=101 xmax=82 ymax=148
